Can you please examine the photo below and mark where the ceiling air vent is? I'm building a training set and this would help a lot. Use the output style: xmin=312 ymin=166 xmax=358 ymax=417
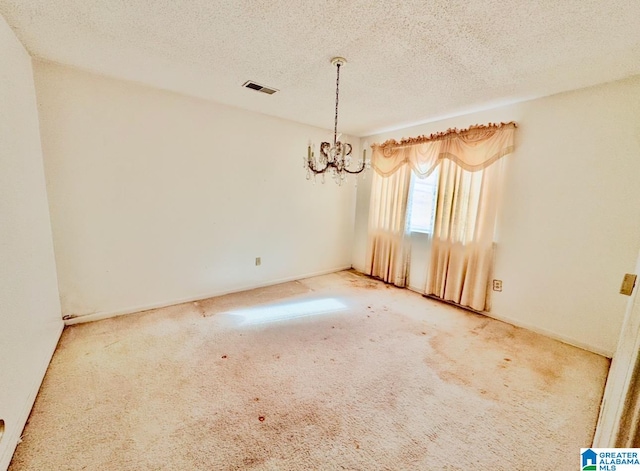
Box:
xmin=242 ymin=81 xmax=278 ymax=95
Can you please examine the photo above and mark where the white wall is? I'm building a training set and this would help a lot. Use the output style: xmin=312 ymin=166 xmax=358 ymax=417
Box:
xmin=0 ymin=18 xmax=63 ymax=471
xmin=353 ymin=76 xmax=640 ymax=357
xmin=33 ymin=61 xmax=357 ymax=321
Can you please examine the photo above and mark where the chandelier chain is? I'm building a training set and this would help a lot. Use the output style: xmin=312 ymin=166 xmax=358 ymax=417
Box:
xmin=334 ymin=63 xmax=341 ymax=146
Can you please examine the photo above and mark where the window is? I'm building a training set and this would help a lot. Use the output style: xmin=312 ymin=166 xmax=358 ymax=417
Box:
xmin=408 ymin=169 xmax=439 ymax=233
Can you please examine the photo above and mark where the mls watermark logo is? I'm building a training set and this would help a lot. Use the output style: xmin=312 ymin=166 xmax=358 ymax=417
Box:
xmin=581 ymin=448 xmax=640 ymax=470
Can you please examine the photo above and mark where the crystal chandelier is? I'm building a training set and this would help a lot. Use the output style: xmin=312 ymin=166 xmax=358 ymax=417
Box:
xmin=304 ymin=57 xmax=368 ymax=184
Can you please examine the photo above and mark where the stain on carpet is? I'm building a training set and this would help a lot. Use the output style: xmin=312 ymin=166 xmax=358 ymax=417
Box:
xmin=10 ymin=271 xmax=610 ymax=470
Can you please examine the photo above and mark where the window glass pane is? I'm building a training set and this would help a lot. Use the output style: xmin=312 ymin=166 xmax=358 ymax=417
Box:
xmin=409 ymin=170 xmax=439 ymax=233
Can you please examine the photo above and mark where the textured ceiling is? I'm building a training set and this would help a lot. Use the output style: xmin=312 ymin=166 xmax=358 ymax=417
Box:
xmin=2 ymin=0 xmax=640 ymax=136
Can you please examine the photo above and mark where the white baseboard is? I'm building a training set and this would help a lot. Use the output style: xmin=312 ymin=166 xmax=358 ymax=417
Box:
xmin=405 ymin=286 xmax=613 ymax=358
xmin=480 ymin=310 xmax=613 ymax=358
xmin=0 ymin=321 xmax=63 ymax=471
xmin=64 ymin=266 xmax=352 ymax=326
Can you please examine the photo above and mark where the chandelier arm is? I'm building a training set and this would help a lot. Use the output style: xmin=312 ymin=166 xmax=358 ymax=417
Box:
xmin=343 ymin=165 xmax=366 ymax=174
xmin=307 ymin=161 xmax=331 ymax=174
xmin=343 ymin=150 xmax=367 ymax=174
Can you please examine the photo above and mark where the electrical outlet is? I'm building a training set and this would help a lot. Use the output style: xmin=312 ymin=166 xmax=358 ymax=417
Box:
xmin=255 ymin=257 xmax=261 ymax=266
xmin=492 ymin=279 xmax=503 ymax=292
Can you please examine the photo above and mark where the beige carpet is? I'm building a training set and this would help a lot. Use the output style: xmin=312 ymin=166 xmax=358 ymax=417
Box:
xmin=10 ymin=270 xmax=609 ymax=470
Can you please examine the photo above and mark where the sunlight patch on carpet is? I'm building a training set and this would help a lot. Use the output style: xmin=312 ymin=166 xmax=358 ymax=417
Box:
xmin=223 ymin=297 xmax=348 ymax=325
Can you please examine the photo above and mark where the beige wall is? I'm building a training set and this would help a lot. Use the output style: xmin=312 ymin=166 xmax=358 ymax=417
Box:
xmin=0 ymin=18 xmax=63 ymax=471
xmin=353 ymin=76 xmax=640 ymax=357
xmin=34 ymin=61 xmax=357 ymax=321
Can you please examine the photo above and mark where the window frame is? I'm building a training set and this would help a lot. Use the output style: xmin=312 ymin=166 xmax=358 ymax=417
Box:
xmin=407 ymin=169 xmax=439 ymax=235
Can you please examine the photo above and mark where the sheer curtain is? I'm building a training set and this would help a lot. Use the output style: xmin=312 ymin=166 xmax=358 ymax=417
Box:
xmin=368 ymin=122 xmax=516 ymax=308
xmin=427 ymin=158 xmax=505 ymax=311
xmin=365 ymin=164 xmax=412 ymax=287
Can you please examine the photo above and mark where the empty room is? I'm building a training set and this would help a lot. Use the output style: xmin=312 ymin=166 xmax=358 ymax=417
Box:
xmin=2 ymin=1 xmax=640 ymax=469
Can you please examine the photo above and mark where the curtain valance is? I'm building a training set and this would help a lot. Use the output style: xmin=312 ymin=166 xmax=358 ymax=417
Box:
xmin=371 ymin=122 xmax=517 ymax=178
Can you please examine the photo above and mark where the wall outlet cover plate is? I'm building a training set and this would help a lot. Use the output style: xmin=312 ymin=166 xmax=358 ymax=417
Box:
xmin=620 ymin=273 xmax=637 ymax=296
